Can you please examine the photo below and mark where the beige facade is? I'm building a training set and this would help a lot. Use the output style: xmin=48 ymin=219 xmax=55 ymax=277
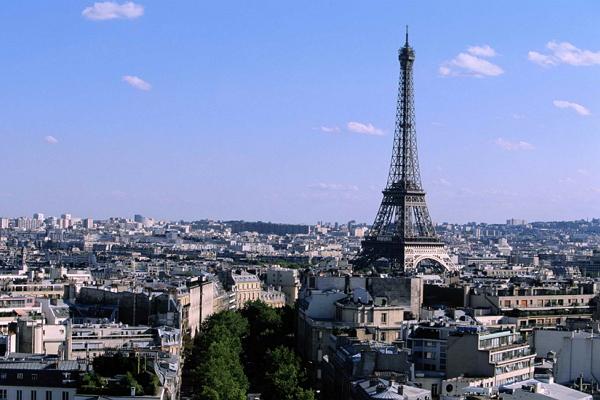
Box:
xmin=231 ymin=272 xmax=262 ymax=308
xmin=334 ymin=300 xmax=408 ymax=343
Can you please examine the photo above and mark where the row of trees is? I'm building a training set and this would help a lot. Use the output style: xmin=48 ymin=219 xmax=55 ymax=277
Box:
xmin=183 ymin=301 xmax=314 ymax=400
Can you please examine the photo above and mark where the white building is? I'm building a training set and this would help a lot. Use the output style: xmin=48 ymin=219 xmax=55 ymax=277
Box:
xmin=265 ymin=266 xmax=300 ymax=306
xmin=534 ymin=330 xmax=600 ymax=385
xmin=499 ymin=378 xmax=591 ymax=400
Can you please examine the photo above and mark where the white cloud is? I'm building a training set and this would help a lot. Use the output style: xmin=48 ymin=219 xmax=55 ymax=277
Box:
xmin=122 ymin=75 xmax=151 ymax=91
xmin=528 ymin=41 xmax=600 ymax=67
xmin=318 ymin=126 xmax=340 ymax=133
xmin=467 ymin=45 xmax=496 ymax=57
xmin=559 ymin=177 xmax=575 ymax=184
xmin=346 ymin=121 xmax=384 ymax=136
xmin=439 ymin=45 xmax=503 ymax=77
xmin=494 ymin=138 xmax=534 ymax=151
xmin=44 ymin=135 xmax=58 ymax=145
xmin=308 ymin=183 xmax=359 ymax=192
xmin=527 ymin=51 xmax=556 ymax=66
xmin=577 ymin=168 xmax=590 ymax=176
xmin=553 ymin=100 xmax=590 ymax=116
xmin=433 ymin=178 xmax=452 ymax=187
xmin=82 ymin=1 xmax=144 ymax=21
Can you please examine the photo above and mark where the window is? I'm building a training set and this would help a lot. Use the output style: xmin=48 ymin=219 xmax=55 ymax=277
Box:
xmin=31 ymin=391 xmax=37 ymax=400
xmin=31 ymin=374 xmax=38 ymax=381
xmin=46 ymin=391 xmax=52 ymax=400
xmin=62 ymin=392 xmax=69 ymax=400
xmin=17 ymin=373 xmax=24 ymax=379
xmin=0 ymin=390 xmax=6 ymax=400
xmin=381 ymin=313 xmax=387 ymax=324
xmin=381 ymin=332 xmax=386 ymax=341
xmin=17 ymin=391 xmax=23 ymax=400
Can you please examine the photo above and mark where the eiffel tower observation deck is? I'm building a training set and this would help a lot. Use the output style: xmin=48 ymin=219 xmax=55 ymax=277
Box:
xmin=358 ymin=29 xmax=456 ymax=273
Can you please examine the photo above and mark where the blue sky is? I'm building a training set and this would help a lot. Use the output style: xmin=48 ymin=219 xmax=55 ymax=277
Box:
xmin=1 ymin=1 xmax=600 ymax=224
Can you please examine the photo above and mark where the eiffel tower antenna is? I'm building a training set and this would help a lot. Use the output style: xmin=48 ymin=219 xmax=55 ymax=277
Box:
xmin=357 ymin=31 xmax=455 ymax=273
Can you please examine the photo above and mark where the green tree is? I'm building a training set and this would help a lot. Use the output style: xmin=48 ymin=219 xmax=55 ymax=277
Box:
xmin=117 ymin=372 xmax=143 ymax=396
xmin=190 ymin=310 xmax=250 ymax=400
xmin=263 ymin=346 xmax=315 ymax=400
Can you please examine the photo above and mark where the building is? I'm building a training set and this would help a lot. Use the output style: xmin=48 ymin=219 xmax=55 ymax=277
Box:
xmin=499 ymin=378 xmax=592 ymax=400
xmin=322 ymin=337 xmax=414 ymax=400
xmin=446 ymin=329 xmax=535 ymax=386
xmin=469 ymin=284 xmax=597 ymax=328
xmin=184 ymin=276 xmax=215 ymax=337
xmin=408 ymin=323 xmax=454 ymax=373
xmin=259 ymin=288 xmax=286 ymax=308
xmin=68 ymin=323 xmax=175 ymax=360
xmin=229 ymin=271 xmax=262 ymax=308
xmin=351 ymin=377 xmax=431 ymax=400
xmin=534 ymin=329 xmax=600 ymax=385
xmin=297 ymin=275 xmax=423 ymax=385
xmin=0 ymin=357 xmax=85 ymax=400
xmin=265 ymin=266 xmax=300 ymax=306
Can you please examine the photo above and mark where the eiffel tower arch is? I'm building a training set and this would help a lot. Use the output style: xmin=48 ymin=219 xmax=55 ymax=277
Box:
xmin=357 ymin=29 xmax=456 ymax=273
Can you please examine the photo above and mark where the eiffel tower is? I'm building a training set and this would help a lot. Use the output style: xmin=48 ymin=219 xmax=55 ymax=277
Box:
xmin=358 ymin=30 xmax=455 ymax=272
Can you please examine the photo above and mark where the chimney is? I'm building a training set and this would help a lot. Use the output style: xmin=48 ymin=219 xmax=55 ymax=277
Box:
xmin=130 ymin=387 xmax=136 ymax=396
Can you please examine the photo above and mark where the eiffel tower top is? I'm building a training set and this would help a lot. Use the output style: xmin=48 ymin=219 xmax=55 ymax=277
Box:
xmin=400 ymin=26 xmax=415 ymax=62
xmin=386 ymin=25 xmax=421 ymax=193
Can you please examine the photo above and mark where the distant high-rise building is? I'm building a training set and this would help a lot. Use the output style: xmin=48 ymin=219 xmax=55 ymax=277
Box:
xmin=33 ymin=213 xmax=44 ymax=220
xmin=16 ymin=217 xmax=42 ymax=230
xmin=0 ymin=218 xmax=9 ymax=229
xmin=83 ymin=218 xmax=94 ymax=229
xmin=506 ymin=218 xmax=527 ymax=226
xmin=61 ymin=213 xmax=72 ymax=220
xmin=59 ymin=218 xmax=71 ymax=229
xmin=134 ymin=214 xmax=146 ymax=223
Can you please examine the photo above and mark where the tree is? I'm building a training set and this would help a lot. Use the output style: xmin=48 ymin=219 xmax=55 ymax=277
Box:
xmin=118 ymin=372 xmax=143 ymax=396
xmin=190 ymin=311 xmax=250 ymax=400
xmin=263 ymin=346 xmax=315 ymax=400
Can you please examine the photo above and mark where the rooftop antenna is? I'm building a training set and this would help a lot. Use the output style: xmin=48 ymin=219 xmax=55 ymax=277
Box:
xmin=405 ymin=25 xmax=409 ymax=46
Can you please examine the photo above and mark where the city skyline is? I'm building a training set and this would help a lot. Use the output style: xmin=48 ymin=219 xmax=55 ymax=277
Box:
xmin=2 ymin=1 xmax=600 ymax=224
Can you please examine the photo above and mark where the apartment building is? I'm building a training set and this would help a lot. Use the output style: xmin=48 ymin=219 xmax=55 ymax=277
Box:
xmin=446 ymin=329 xmax=535 ymax=386
xmin=297 ymin=276 xmax=422 ymax=385
xmin=229 ymin=271 xmax=261 ymax=308
xmin=470 ymin=284 xmax=597 ymax=328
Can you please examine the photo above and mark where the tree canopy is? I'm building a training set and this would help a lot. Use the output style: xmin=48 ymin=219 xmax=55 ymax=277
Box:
xmin=182 ymin=301 xmax=314 ymax=399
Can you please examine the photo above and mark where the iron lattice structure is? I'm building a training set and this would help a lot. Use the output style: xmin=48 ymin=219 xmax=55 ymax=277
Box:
xmin=358 ymin=32 xmax=454 ymax=272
